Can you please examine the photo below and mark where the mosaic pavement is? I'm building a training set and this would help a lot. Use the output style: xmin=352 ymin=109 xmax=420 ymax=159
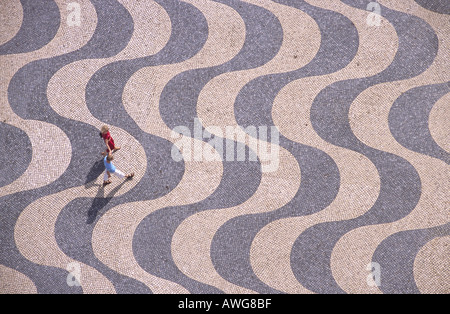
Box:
xmin=0 ymin=0 xmax=449 ymax=294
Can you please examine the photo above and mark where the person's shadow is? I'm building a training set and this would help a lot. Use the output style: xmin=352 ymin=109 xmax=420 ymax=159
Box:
xmin=84 ymin=159 xmax=128 ymax=225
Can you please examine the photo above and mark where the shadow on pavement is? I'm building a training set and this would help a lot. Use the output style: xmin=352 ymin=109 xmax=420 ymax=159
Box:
xmin=84 ymin=158 xmax=128 ymax=224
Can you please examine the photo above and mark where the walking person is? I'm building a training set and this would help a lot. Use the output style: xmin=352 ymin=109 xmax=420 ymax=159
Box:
xmin=103 ymin=153 xmax=134 ymax=186
xmin=100 ymin=125 xmax=121 ymax=156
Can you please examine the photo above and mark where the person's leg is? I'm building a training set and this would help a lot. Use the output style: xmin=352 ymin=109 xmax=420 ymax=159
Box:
xmin=113 ymin=169 xmax=134 ymax=180
xmin=103 ymin=171 xmax=111 ymax=185
xmin=113 ymin=169 xmax=125 ymax=179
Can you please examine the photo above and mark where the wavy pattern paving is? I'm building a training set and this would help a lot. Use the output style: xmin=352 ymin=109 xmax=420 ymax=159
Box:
xmin=1 ymin=0 xmax=448 ymax=294
xmin=327 ymin=0 xmax=450 ymax=294
xmin=250 ymin=0 xmax=395 ymax=293
xmin=298 ymin=0 xmax=440 ymax=293
xmin=429 ymin=92 xmax=450 ymax=153
xmin=389 ymin=82 xmax=450 ymax=163
xmin=0 ymin=0 xmax=60 ymax=54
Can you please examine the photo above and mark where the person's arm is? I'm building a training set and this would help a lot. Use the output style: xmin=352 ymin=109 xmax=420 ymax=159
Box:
xmin=104 ymin=139 xmax=112 ymax=153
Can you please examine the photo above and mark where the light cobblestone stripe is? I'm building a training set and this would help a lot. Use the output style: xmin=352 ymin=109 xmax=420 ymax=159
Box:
xmin=428 ymin=92 xmax=450 ymax=153
xmin=414 ymin=236 xmax=450 ymax=294
xmin=0 ymin=0 xmax=23 ymax=46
